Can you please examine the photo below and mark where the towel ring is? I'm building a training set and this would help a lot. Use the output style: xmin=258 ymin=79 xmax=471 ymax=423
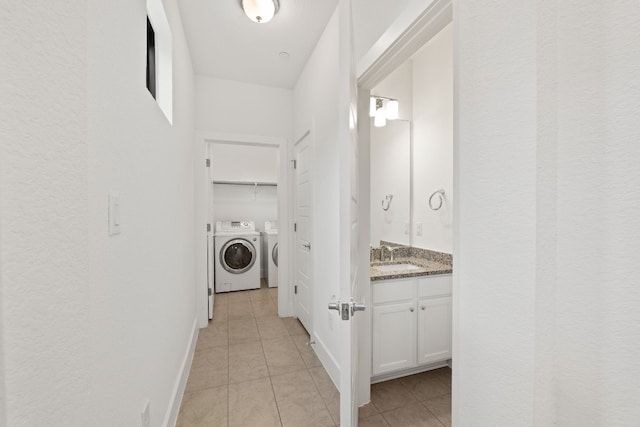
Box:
xmin=428 ymin=189 xmax=445 ymax=211
xmin=381 ymin=194 xmax=393 ymax=211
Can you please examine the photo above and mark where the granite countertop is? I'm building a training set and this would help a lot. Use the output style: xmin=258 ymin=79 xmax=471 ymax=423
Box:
xmin=370 ymin=256 xmax=452 ymax=281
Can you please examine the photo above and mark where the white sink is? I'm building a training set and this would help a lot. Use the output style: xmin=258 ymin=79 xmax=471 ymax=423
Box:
xmin=373 ymin=263 xmax=423 ymax=272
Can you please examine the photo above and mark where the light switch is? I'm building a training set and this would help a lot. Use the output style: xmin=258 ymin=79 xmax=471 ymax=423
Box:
xmin=109 ymin=194 xmax=121 ymax=236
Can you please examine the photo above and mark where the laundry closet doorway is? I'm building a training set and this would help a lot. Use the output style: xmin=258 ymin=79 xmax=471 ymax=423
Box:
xmin=195 ymin=133 xmax=292 ymax=327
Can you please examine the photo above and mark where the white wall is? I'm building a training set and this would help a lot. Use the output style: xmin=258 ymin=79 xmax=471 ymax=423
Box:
xmin=1 ymin=2 xmax=91 ymax=424
xmin=293 ymin=6 xmax=343 ymax=381
xmin=1 ymin=0 xmax=197 ymax=425
xmin=455 ymin=1 xmax=640 ymax=426
xmin=88 ymin=0 xmax=197 ymax=425
xmin=411 ymin=23 xmax=453 ymax=252
xmin=211 ymin=143 xmax=278 ymax=183
xmin=455 ymin=2 xmax=536 ymax=423
xmin=196 ymin=76 xmax=293 ymax=137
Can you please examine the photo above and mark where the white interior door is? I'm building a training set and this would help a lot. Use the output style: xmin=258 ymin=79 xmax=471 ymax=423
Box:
xmin=294 ymin=131 xmax=312 ymax=333
xmin=336 ymin=0 xmax=364 ymax=425
xmin=206 ymin=145 xmax=215 ymax=319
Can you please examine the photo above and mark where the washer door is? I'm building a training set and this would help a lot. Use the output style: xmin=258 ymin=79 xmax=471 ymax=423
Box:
xmin=272 ymin=242 xmax=278 ymax=267
xmin=220 ymin=238 xmax=256 ymax=274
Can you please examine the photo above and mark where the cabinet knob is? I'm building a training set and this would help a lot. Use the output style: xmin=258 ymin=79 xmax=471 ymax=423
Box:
xmin=409 ymin=307 xmax=415 ymax=312
xmin=421 ymin=306 xmax=426 ymax=310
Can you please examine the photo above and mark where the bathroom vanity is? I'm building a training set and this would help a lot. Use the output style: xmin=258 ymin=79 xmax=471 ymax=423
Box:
xmin=370 ymin=253 xmax=452 ymax=382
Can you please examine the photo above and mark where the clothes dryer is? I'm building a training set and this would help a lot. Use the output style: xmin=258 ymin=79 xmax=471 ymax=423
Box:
xmin=214 ymin=220 xmax=261 ymax=292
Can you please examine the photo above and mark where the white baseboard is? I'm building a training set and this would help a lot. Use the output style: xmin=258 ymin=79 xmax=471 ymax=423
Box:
xmin=370 ymin=360 xmax=449 ymax=384
xmin=311 ymin=332 xmax=341 ymax=390
xmin=163 ymin=317 xmax=199 ymax=427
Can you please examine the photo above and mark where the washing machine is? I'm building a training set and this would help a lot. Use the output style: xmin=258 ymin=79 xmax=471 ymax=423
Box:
xmin=264 ymin=220 xmax=278 ymax=288
xmin=214 ymin=220 xmax=261 ymax=292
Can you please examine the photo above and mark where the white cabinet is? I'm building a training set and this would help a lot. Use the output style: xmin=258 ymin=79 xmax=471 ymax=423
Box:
xmin=417 ymin=296 xmax=452 ymax=364
xmin=372 ymin=301 xmax=416 ymax=375
xmin=371 ymin=278 xmax=416 ymax=376
xmin=417 ymin=275 xmax=452 ymax=365
xmin=371 ymin=274 xmax=452 ymax=377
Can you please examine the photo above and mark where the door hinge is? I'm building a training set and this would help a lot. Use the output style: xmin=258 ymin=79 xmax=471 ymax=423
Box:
xmin=205 ymin=158 xmax=211 ymax=167
xmin=292 ymin=160 xmax=297 ymax=169
xmin=294 ymin=285 xmax=298 ymax=294
xmin=207 ymin=223 xmax=211 ymax=232
xmin=208 ymin=288 xmax=212 ymax=296
xmin=294 ymin=223 xmax=297 ymax=232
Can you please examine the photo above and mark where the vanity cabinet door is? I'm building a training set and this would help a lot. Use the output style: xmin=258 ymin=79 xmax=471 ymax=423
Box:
xmin=417 ymin=296 xmax=452 ymax=365
xmin=372 ymin=301 xmax=417 ymax=375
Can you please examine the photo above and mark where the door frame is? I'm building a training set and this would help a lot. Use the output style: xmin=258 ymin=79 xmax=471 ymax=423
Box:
xmin=194 ymin=131 xmax=293 ymax=328
xmin=354 ymin=0 xmax=453 ymax=408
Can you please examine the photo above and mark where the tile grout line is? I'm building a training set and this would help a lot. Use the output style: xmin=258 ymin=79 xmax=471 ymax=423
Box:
xmin=294 ymin=322 xmax=337 ymax=426
xmin=418 ymin=400 xmax=447 ymax=427
xmin=266 ymin=374 xmax=284 ymax=426
xmin=307 ymin=368 xmax=339 ymax=426
xmin=258 ymin=300 xmax=284 ymax=426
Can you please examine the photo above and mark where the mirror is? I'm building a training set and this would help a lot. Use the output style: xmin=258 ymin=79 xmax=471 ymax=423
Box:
xmin=370 ymin=120 xmax=411 ymax=246
xmin=369 ymin=23 xmax=454 ymax=254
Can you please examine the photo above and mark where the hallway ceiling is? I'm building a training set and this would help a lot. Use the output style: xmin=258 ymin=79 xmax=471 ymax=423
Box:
xmin=178 ymin=0 xmax=338 ymax=89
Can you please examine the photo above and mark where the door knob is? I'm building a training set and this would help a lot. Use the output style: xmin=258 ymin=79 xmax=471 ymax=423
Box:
xmin=303 ymin=242 xmax=311 ymax=250
xmin=421 ymin=306 xmax=426 ymax=311
xmin=328 ymin=299 xmax=366 ymax=320
xmin=409 ymin=307 xmax=415 ymax=312
xmin=350 ymin=300 xmax=367 ymax=316
xmin=328 ymin=300 xmax=349 ymax=320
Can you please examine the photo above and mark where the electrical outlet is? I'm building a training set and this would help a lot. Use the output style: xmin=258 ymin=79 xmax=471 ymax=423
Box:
xmin=141 ymin=400 xmax=150 ymax=427
xmin=416 ymin=223 xmax=423 ymax=236
xmin=404 ymin=222 xmax=409 ymax=234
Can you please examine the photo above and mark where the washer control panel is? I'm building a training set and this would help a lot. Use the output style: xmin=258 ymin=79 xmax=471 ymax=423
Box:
xmin=216 ymin=220 xmax=255 ymax=232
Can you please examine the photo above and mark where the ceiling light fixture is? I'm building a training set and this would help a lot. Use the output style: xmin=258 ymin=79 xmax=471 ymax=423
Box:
xmin=370 ymin=96 xmax=400 ymax=126
xmin=241 ymin=0 xmax=280 ymax=24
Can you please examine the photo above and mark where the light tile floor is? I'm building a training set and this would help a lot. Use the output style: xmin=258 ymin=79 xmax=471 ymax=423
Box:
xmin=177 ymin=281 xmax=452 ymax=426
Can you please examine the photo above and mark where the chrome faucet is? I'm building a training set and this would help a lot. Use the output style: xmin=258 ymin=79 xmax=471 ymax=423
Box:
xmin=380 ymin=245 xmax=396 ymax=262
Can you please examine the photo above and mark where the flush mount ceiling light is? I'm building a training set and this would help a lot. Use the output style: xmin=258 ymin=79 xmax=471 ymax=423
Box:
xmin=370 ymin=96 xmax=400 ymax=126
xmin=241 ymin=0 xmax=280 ymax=23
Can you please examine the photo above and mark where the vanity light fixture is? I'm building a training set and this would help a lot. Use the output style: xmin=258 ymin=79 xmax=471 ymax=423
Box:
xmin=241 ymin=0 xmax=279 ymax=24
xmin=369 ymin=96 xmax=400 ymax=126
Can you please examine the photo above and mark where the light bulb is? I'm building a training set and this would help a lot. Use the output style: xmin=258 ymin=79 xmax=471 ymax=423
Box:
xmin=242 ymin=0 xmax=277 ymax=24
xmin=386 ymin=99 xmax=399 ymax=120
xmin=369 ymin=97 xmax=376 ymax=117
xmin=374 ymin=107 xmax=386 ymax=127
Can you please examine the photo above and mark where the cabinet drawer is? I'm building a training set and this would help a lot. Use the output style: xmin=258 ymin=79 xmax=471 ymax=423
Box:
xmin=417 ymin=274 xmax=452 ymax=298
xmin=372 ymin=278 xmax=415 ymax=304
